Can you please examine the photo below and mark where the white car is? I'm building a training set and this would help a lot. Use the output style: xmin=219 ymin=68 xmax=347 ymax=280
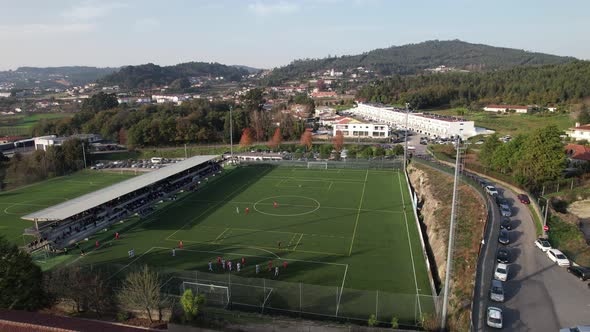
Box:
xmin=494 ymin=263 xmax=509 ymax=281
xmin=547 ymin=249 xmax=570 ymax=267
xmin=485 ymin=185 xmax=499 ymax=196
xmin=487 ymin=306 xmax=503 ymax=329
xmin=534 ymin=238 xmax=552 ymax=252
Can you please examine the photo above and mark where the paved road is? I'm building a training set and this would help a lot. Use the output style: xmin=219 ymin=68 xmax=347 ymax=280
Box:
xmin=477 ymin=183 xmax=590 ymax=331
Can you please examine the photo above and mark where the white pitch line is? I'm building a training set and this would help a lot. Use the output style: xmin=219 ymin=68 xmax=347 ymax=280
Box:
xmin=348 ymin=169 xmax=369 ymax=256
xmin=335 ymin=264 xmax=349 ymax=316
xmin=293 ymin=233 xmax=304 ymax=251
xmin=397 ymin=171 xmax=422 ymax=317
xmin=108 ymin=246 xmax=157 ymax=280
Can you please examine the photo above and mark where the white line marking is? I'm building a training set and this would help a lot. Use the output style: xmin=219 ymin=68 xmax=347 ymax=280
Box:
xmin=108 ymin=246 xmax=157 ymax=280
xmin=293 ymin=233 xmax=304 ymax=251
xmin=335 ymin=264 xmax=349 ymax=316
xmin=398 ymin=171 xmax=422 ymax=317
xmin=348 ymin=169 xmax=369 ymax=256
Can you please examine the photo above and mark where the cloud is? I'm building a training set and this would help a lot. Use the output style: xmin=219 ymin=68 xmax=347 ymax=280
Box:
xmin=62 ymin=1 xmax=128 ymax=21
xmin=248 ymin=1 xmax=299 ymax=16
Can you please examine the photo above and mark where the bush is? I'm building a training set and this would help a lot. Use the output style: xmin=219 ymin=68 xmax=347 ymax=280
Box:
xmin=117 ymin=311 xmax=130 ymax=322
xmin=368 ymin=313 xmax=377 ymax=327
xmin=390 ymin=316 xmax=399 ymax=329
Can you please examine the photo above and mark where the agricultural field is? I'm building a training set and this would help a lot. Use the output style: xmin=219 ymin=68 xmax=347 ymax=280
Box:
xmin=0 ymin=113 xmax=73 ymax=136
xmin=3 ymin=165 xmax=435 ymax=324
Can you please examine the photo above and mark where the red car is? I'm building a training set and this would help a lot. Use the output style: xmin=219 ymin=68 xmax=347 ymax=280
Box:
xmin=517 ymin=194 xmax=530 ymax=204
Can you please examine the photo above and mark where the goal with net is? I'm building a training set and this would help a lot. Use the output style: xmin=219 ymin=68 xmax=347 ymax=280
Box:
xmin=182 ymin=281 xmax=230 ymax=308
xmin=307 ymin=161 xmax=328 ymax=169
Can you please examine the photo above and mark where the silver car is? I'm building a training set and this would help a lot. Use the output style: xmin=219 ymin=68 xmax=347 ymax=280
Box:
xmin=489 ymin=279 xmax=505 ymax=302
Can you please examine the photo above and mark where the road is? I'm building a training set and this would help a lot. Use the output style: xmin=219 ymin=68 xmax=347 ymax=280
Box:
xmin=475 ymin=182 xmax=590 ymax=331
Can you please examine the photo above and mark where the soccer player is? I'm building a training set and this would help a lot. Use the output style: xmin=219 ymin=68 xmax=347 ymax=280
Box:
xmin=278 ymin=241 xmax=281 ymax=250
xmin=273 ymin=201 xmax=277 ymax=208
xmin=245 ymin=207 xmax=249 ymax=215
xmin=217 ymin=256 xmax=222 ymax=265
xmin=241 ymin=257 xmax=245 ymax=266
xmin=268 ymin=260 xmax=273 ymax=272
xmin=237 ymin=262 xmax=241 ymax=272
xmin=128 ymin=248 xmax=135 ymax=258
xmin=221 ymin=259 xmax=226 ymax=270
xmin=236 ymin=206 xmax=239 ymax=214
xmin=95 ymin=240 xmax=100 ymax=248
xmin=208 ymin=261 xmax=213 ymax=271
xmin=283 ymin=261 xmax=288 ymax=270
xmin=179 ymin=240 xmax=183 ymax=249
xmin=172 ymin=248 xmax=176 ymax=256
xmin=115 ymin=232 xmax=119 ymax=240
xmin=274 ymin=266 xmax=279 ymax=277
xmin=255 ymin=264 xmax=260 ymax=274
xmin=228 ymin=260 xmax=232 ymax=272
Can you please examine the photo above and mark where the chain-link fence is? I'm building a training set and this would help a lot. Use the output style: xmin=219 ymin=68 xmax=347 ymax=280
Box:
xmin=239 ymin=158 xmax=403 ymax=170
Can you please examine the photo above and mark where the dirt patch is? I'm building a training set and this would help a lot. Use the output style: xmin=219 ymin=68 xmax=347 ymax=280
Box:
xmin=568 ymin=199 xmax=590 ymax=219
xmin=408 ymin=163 xmax=487 ymax=331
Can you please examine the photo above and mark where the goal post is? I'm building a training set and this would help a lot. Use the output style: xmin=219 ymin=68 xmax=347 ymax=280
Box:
xmin=307 ymin=161 xmax=328 ymax=169
xmin=181 ymin=281 xmax=230 ymax=307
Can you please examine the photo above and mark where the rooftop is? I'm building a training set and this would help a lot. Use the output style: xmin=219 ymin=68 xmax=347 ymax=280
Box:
xmin=572 ymin=124 xmax=590 ymax=131
xmin=565 ymin=144 xmax=590 ymax=161
xmin=22 ymin=155 xmax=218 ymax=222
xmin=485 ymin=104 xmax=529 ymax=109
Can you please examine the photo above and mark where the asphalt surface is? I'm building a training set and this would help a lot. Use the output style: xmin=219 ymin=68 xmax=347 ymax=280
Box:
xmin=475 ymin=183 xmax=590 ymax=331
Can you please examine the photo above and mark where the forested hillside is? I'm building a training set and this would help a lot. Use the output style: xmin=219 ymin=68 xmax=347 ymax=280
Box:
xmin=99 ymin=62 xmax=249 ymax=89
xmin=0 ymin=66 xmax=118 ymax=88
xmin=356 ymin=60 xmax=590 ymax=109
xmin=264 ymin=40 xmax=574 ymax=85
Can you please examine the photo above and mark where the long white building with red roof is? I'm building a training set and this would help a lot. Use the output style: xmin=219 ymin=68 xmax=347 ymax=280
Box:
xmin=350 ymin=103 xmax=477 ymax=139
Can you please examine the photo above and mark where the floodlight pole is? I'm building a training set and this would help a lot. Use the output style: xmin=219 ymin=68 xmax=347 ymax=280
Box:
xmin=403 ymin=103 xmax=409 ymax=172
xmin=82 ymin=142 xmax=87 ymax=168
xmin=229 ymin=105 xmax=233 ymax=161
xmin=441 ymin=131 xmax=462 ymax=330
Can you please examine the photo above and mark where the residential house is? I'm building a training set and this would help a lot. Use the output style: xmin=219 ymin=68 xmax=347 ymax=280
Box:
xmin=568 ymin=123 xmax=590 ymax=141
xmin=565 ymin=144 xmax=590 ymax=166
xmin=483 ymin=104 xmax=530 ymax=114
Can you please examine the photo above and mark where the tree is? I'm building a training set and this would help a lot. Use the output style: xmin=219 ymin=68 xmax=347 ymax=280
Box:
xmin=578 ymin=105 xmax=590 ymax=125
xmin=118 ymin=128 xmax=128 ymax=145
xmin=479 ymin=133 xmax=501 ymax=168
xmin=117 ymin=265 xmax=164 ymax=323
xmin=81 ymin=92 xmax=118 ymax=112
xmin=332 ymin=130 xmax=344 ymax=152
xmin=0 ymin=236 xmax=46 ymax=310
xmin=268 ymin=128 xmax=282 ymax=150
xmin=239 ymin=128 xmax=254 ymax=147
xmin=300 ymin=128 xmax=313 ymax=150
xmin=180 ymin=289 xmax=205 ymax=322
xmin=515 ymin=125 xmax=566 ymax=187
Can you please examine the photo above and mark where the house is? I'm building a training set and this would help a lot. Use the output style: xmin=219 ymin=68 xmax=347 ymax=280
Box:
xmin=568 ymin=122 xmax=590 ymax=141
xmin=547 ymin=104 xmax=558 ymax=112
xmin=332 ymin=118 xmax=389 ymax=138
xmin=565 ymin=144 xmax=590 ymax=165
xmin=483 ymin=104 xmax=530 ymax=114
xmin=310 ymin=91 xmax=337 ymax=98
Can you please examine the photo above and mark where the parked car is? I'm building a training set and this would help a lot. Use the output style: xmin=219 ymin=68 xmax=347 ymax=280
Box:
xmin=534 ymin=238 xmax=552 ymax=252
xmin=547 ymin=249 xmax=570 ymax=267
xmin=500 ymin=217 xmax=511 ymax=230
xmin=567 ymin=266 xmax=590 ymax=281
xmin=489 ymin=279 xmax=505 ymax=302
xmin=494 ymin=263 xmax=509 ymax=281
xmin=497 ymin=247 xmax=510 ymax=263
xmin=498 ymin=229 xmax=510 ymax=245
xmin=559 ymin=325 xmax=590 ymax=332
xmin=500 ymin=204 xmax=512 ymax=217
xmin=486 ymin=307 xmax=503 ymax=329
xmin=517 ymin=194 xmax=530 ymax=204
xmin=496 ymin=196 xmax=508 ymax=206
xmin=486 ymin=185 xmax=499 ymax=196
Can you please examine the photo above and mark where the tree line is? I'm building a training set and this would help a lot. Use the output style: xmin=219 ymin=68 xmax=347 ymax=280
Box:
xmin=31 ymin=90 xmax=310 ymax=148
xmin=356 ymin=61 xmax=590 ymax=109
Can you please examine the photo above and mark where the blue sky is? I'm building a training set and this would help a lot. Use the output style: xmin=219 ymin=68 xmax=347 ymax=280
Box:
xmin=1 ymin=0 xmax=589 ymax=70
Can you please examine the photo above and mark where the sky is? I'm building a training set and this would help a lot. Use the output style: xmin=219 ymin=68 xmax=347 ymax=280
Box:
xmin=1 ymin=0 xmax=589 ymax=70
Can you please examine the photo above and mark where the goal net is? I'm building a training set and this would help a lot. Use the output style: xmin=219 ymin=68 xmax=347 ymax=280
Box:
xmin=307 ymin=161 xmax=328 ymax=169
xmin=181 ymin=281 xmax=230 ymax=308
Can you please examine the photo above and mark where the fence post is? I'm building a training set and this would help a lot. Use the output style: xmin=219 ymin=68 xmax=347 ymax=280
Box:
xmin=262 ymin=278 xmax=266 ymax=314
xmin=375 ymin=290 xmax=379 ymax=321
xmin=299 ymin=282 xmax=302 ymax=316
xmin=196 ymin=271 xmax=198 ymax=284
xmin=571 ymin=179 xmax=574 ymax=191
xmin=557 ymin=182 xmax=560 ymax=193
xmin=542 ymin=185 xmax=545 ymax=196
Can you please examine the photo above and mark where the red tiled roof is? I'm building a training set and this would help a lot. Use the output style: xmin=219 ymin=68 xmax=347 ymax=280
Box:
xmin=0 ymin=136 xmax=26 ymax=142
xmin=485 ymin=104 xmax=528 ymax=109
xmin=565 ymin=144 xmax=590 ymax=161
xmin=0 ymin=309 xmax=156 ymax=332
xmin=572 ymin=124 xmax=590 ymax=131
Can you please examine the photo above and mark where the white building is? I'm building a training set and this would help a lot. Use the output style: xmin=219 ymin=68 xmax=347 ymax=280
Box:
xmin=151 ymin=95 xmax=188 ymax=105
xmin=483 ymin=104 xmax=529 ymax=114
xmin=568 ymin=123 xmax=590 ymax=141
xmin=332 ymin=118 xmax=389 ymax=138
xmin=350 ymin=103 xmax=477 ymax=139
xmin=0 ymin=92 xmax=11 ymax=98
xmin=34 ymin=134 xmax=102 ymax=151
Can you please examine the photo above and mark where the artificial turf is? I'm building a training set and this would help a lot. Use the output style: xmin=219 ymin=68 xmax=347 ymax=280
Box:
xmin=0 ymin=165 xmax=435 ymax=323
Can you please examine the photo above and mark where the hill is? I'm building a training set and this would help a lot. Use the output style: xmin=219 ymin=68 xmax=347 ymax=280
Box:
xmin=356 ymin=60 xmax=590 ymax=109
xmin=100 ymin=62 xmax=250 ymax=89
xmin=0 ymin=66 xmax=118 ymax=88
xmin=264 ymin=40 xmax=576 ymax=84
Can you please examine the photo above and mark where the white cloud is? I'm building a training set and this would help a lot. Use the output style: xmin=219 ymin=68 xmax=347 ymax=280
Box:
xmin=62 ymin=1 xmax=128 ymax=21
xmin=248 ymin=1 xmax=299 ymax=16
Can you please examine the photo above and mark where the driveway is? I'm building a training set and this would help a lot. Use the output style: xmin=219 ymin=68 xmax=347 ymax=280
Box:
xmin=477 ymin=183 xmax=590 ymax=331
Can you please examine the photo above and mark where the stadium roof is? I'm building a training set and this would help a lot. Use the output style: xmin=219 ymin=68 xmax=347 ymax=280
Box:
xmin=22 ymin=155 xmax=218 ymax=222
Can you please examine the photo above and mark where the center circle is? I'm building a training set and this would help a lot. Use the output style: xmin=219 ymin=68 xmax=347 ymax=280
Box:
xmin=253 ymin=195 xmax=320 ymax=217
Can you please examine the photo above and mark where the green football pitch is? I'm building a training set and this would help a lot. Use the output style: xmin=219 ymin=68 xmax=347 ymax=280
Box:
xmin=0 ymin=166 xmax=436 ymax=323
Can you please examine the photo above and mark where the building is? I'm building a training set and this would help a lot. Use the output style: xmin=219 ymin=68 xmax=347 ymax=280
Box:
xmin=151 ymin=94 xmax=189 ymax=105
xmin=568 ymin=123 xmax=590 ymax=141
xmin=33 ymin=134 xmax=102 ymax=151
xmin=0 ymin=92 xmax=11 ymax=98
xmin=310 ymin=91 xmax=337 ymax=98
xmin=332 ymin=118 xmax=389 ymax=138
xmin=483 ymin=104 xmax=529 ymax=114
xmin=565 ymin=144 xmax=590 ymax=166
xmin=349 ymin=103 xmax=476 ymax=139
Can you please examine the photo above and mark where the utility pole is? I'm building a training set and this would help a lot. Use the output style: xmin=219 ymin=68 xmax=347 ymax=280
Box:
xmin=184 ymin=143 xmax=188 ymax=159
xmin=441 ymin=131 xmax=462 ymax=330
xmin=543 ymin=197 xmax=549 ymax=238
xmin=81 ymin=142 xmax=87 ymax=168
xmin=229 ymin=105 xmax=233 ymax=162
xmin=403 ymin=103 xmax=409 ymax=172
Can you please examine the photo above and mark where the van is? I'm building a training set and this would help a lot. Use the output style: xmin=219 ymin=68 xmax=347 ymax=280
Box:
xmin=151 ymin=157 xmax=163 ymax=164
